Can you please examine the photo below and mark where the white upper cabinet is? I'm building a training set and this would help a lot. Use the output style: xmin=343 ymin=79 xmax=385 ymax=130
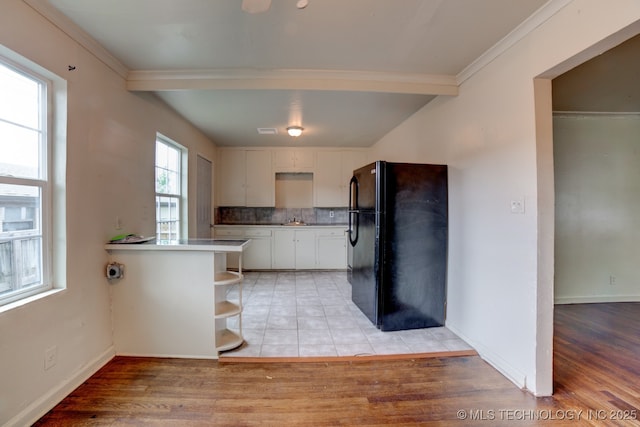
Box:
xmin=219 ymin=147 xmax=365 ymax=207
xmin=314 ymin=151 xmax=343 ymax=207
xmin=217 ymin=149 xmax=274 ymax=206
xmin=342 ymin=151 xmax=367 ymax=186
xmin=314 ymin=150 xmax=366 ymax=207
xmin=218 ymin=149 xmax=246 ymax=206
xmin=273 ymin=149 xmax=315 ymax=172
xmin=246 ymin=150 xmax=274 ymax=206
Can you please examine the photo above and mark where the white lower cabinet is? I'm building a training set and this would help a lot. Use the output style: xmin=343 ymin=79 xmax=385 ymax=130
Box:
xmin=272 ymin=229 xmax=316 ymax=269
xmin=214 ymin=227 xmax=272 ymax=270
xmin=243 ymin=228 xmax=272 ymax=269
xmin=316 ymin=228 xmax=347 ymax=269
xmin=272 ymin=229 xmax=296 ymax=269
xmin=215 ymin=226 xmax=346 ymax=270
xmin=294 ymin=230 xmax=316 ymax=269
xmin=243 ymin=237 xmax=272 ymax=269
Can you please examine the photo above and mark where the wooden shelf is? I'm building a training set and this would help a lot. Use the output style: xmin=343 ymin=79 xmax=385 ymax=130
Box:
xmin=215 ymin=300 xmax=241 ymax=318
xmin=215 ymin=328 xmax=243 ymax=352
xmin=214 ymin=270 xmax=243 ymax=286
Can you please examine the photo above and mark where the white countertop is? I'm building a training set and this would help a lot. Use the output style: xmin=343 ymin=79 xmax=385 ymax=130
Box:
xmin=105 ymin=238 xmax=251 ymax=252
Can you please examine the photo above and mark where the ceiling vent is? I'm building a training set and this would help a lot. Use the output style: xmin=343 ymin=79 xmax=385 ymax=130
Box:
xmin=257 ymin=128 xmax=278 ymax=135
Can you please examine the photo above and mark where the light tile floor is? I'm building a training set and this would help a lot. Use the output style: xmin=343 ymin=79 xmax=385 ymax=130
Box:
xmin=221 ymin=271 xmax=473 ymax=358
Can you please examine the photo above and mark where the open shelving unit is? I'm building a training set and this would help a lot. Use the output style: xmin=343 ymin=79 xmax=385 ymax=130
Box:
xmin=213 ymin=256 xmax=244 ymax=353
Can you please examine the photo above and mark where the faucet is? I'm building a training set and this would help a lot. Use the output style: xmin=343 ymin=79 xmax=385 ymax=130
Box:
xmin=286 ymin=216 xmax=305 ymax=225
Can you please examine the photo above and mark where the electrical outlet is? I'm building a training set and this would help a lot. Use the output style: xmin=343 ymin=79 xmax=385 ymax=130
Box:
xmin=115 ymin=216 xmax=122 ymax=230
xmin=329 ymin=210 xmax=335 ymax=218
xmin=610 ymin=275 xmax=616 ymax=286
xmin=44 ymin=345 xmax=57 ymax=370
xmin=510 ymin=198 xmax=525 ymax=214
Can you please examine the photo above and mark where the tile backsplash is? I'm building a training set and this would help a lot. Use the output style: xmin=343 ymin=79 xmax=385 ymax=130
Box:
xmin=217 ymin=207 xmax=348 ymax=225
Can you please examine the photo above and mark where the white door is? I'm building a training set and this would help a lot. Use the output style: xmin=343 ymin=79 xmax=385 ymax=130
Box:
xmin=196 ymin=155 xmax=212 ymax=238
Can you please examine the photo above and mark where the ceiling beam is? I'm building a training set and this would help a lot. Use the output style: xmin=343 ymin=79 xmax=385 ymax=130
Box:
xmin=126 ymin=69 xmax=458 ymax=96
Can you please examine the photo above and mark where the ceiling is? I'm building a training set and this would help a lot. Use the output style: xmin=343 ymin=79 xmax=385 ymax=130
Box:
xmin=553 ymin=33 xmax=640 ymax=113
xmin=29 ymin=0 xmax=552 ymax=147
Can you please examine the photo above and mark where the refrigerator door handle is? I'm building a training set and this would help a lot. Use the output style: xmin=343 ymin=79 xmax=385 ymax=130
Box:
xmin=348 ymin=176 xmax=359 ymax=246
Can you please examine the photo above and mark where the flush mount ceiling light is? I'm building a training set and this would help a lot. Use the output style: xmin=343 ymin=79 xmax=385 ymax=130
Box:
xmin=286 ymin=126 xmax=304 ymax=137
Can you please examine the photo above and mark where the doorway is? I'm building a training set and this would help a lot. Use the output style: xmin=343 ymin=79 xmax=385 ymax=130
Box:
xmin=552 ymin=34 xmax=640 ymax=304
xmin=540 ymin=29 xmax=640 ymax=395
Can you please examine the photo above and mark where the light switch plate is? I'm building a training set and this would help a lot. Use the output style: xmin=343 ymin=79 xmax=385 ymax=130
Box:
xmin=510 ymin=198 xmax=525 ymax=214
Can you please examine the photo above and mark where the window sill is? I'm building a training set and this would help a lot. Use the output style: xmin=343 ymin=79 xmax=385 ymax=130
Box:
xmin=0 ymin=288 xmax=66 ymax=315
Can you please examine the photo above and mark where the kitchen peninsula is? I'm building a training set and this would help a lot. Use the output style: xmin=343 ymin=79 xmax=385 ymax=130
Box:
xmin=105 ymin=239 xmax=250 ymax=359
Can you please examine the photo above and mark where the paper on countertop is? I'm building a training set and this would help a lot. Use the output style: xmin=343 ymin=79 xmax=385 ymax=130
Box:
xmin=108 ymin=234 xmax=156 ymax=244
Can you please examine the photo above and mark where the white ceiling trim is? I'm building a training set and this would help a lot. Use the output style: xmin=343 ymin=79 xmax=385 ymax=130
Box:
xmin=24 ymin=0 xmax=560 ymax=96
xmin=456 ymin=0 xmax=573 ymax=85
xmin=23 ymin=0 xmax=129 ymax=78
xmin=126 ymin=69 xmax=458 ymax=96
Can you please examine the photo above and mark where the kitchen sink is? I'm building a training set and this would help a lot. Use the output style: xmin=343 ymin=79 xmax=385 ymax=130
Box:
xmin=282 ymin=221 xmax=307 ymax=226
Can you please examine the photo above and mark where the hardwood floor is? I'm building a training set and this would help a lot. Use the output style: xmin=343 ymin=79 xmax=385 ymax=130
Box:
xmin=34 ymin=303 xmax=640 ymax=426
xmin=552 ymin=303 xmax=640 ymax=425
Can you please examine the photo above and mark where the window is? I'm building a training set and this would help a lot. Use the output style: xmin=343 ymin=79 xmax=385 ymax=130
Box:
xmin=155 ymin=136 xmax=186 ymax=241
xmin=0 ymin=60 xmax=50 ymax=305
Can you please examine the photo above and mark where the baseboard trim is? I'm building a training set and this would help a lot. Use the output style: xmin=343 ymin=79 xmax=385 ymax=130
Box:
xmin=115 ymin=351 xmax=218 ymax=360
xmin=446 ymin=324 xmax=529 ymax=392
xmin=7 ymin=346 xmax=115 ymax=427
xmin=219 ymin=349 xmax=477 ymax=364
xmin=555 ymin=295 xmax=640 ymax=305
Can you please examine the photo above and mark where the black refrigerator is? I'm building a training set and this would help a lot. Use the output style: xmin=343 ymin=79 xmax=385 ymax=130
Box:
xmin=347 ymin=161 xmax=448 ymax=331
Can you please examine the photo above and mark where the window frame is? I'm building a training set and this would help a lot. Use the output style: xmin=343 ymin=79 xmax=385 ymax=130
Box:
xmin=0 ymin=56 xmax=52 ymax=306
xmin=155 ymin=134 xmax=187 ymax=241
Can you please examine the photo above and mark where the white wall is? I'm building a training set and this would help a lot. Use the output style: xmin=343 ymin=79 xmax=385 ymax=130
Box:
xmin=0 ymin=2 xmax=216 ymax=425
xmin=554 ymin=114 xmax=640 ymax=303
xmin=370 ymin=0 xmax=640 ymax=395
